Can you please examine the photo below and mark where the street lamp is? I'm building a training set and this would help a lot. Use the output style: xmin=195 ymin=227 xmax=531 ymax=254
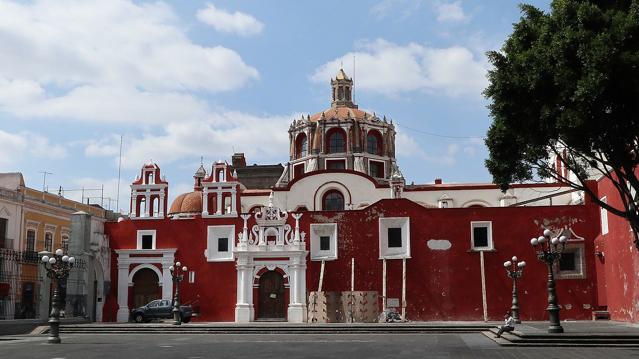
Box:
xmin=530 ymin=229 xmax=567 ymax=333
xmin=41 ymin=249 xmax=75 ymax=344
xmin=169 ymin=261 xmax=187 ymax=325
xmin=503 ymin=256 xmax=526 ymax=324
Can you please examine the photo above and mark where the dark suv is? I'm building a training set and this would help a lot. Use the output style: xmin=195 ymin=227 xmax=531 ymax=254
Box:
xmin=131 ymin=299 xmax=193 ymax=323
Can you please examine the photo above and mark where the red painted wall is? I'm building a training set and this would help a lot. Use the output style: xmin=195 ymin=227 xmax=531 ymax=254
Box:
xmin=595 ymin=176 xmax=639 ymax=322
xmin=104 ymin=197 xmax=600 ymax=322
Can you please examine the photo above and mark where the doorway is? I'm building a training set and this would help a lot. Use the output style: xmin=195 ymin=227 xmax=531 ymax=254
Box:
xmin=257 ymin=271 xmax=285 ymax=320
xmin=132 ymin=268 xmax=160 ymax=308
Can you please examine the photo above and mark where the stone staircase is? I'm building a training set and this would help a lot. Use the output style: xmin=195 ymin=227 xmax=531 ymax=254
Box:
xmin=57 ymin=322 xmax=493 ymax=335
xmin=484 ymin=327 xmax=639 ymax=347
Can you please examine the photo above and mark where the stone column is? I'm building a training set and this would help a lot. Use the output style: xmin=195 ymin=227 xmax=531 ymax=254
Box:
xmin=287 ymin=254 xmax=307 ymax=323
xmin=230 ymin=189 xmax=237 ymax=215
xmin=161 ymin=253 xmax=175 ymax=299
xmin=116 ymin=261 xmax=130 ymax=323
xmin=216 ymin=190 xmax=222 ymax=215
xmin=144 ymin=190 xmax=151 ymax=218
xmin=158 ymin=193 xmax=165 ymax=217
xmin=235 ymin=255 xmax=253 ymax=322
xmin=202 ymin=188 xmax=209 ymax=215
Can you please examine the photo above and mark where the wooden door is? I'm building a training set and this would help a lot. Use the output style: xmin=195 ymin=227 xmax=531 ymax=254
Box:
xmin=132 ymin=268 xmax=160 ymax=308
xmin=258 ymin=271 xmax=285 ymax=319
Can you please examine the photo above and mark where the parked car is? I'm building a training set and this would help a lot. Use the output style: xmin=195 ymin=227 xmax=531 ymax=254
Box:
xmin=131 ymin=299 xmax=193 ymax=323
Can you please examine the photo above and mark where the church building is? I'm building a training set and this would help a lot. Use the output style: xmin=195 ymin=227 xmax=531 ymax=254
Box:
xmin=103 ymin=70 xmax=606 ymax=323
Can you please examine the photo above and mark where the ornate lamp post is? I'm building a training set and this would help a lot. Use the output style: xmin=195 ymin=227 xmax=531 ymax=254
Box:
xmin=530 ymin=229 xmax=567 ymax=333
xmin=41 ymin=249 xmax=75 ymax=344
xmin=503 ymin=256 xmax=526 ymax=324
xmin=170 ymin=261 xmax=187 ymax=325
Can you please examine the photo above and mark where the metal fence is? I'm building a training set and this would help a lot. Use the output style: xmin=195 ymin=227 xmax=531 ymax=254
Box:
xmin=0 ymin=249 xmax=87 ymax=320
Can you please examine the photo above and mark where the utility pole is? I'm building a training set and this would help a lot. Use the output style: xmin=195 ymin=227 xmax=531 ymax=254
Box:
xmin=39 ymin=171 xmax=53 ymax=192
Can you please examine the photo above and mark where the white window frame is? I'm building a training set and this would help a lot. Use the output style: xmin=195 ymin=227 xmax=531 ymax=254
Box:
xmin=324 ymin=157 xmax=347 ymax=170
xmin=136 ymin=230 xmax=156 ymax=250
xmin=554 ymin=243 xmax=586 ymax=279
xmin=205 ymin=225 xmax=235 ymax=262
xmin=470 ymin=221 xmax=493 ymax=251
xmin=600 ymin=196 xmax=609 ymax=235
xmin=310 ymin=223 xmax=338 ymax=261
xmin=379 ymin=217 xmax=411 ymax=259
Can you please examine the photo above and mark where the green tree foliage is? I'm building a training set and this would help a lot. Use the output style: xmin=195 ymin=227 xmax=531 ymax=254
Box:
xmin=484 ymin=0 xmax=639 ymax=248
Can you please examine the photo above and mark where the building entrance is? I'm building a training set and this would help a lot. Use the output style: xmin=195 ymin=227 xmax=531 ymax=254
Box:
xmin=257 ymin=271 xmax=285 ymax=320
xmin=132 ymin=268 xmax=160 ymax=308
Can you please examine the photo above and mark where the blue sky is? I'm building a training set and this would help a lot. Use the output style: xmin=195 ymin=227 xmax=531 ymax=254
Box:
xmin=0 ymin=0 xmax=550 ymax=212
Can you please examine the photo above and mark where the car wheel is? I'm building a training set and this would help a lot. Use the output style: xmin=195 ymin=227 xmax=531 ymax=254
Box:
xmin=134 ymin=313 xmax=144 ymax=323
xmin=182 ymin=316 xmax=191 ymax=323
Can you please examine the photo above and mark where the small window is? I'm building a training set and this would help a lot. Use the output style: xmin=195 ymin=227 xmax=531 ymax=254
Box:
xmin=44 ymin=232 xmax=53 ymax=252
xmin=294 ymin=163 xmax=305 ymax=178
xmin=388 ymin=228 xmax=402 ymax=248
xmin=470 ymin=221 xmax=493 ymax=251
xmin=62 ymin=236 xmax=69 ymax=253
xmin=559 ymin=252 xmax=576 ymax=271
xmin=0 ymin=218 xmax=7 ymax=248
xmin=323 ymin=190 xmax=345 ymax=211
xmin=326 ymin=159 xmax=346 ymax=170
xmin=369 ymin=161 xmax=385 ymax=178
xmin=326 ymin=129 xmax=346 ymax=153
xmin=141 ymin=235 xmax=153 ymax=249
xmin=26 ymin=229 xmax=36 ymax=252
xmin=218 ymin=237 xmax=229 ymax=252
xmin=473 ymin=227 xmax=488 ymax=248
xmin=320 ymin=236 xmax=331 ymax=251
xmin=189 ymin=271 xmax=196 ymax=283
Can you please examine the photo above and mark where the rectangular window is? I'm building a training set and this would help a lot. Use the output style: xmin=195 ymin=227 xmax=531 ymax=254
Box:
xmin=369 ymin=161 xmax=385 ymax=178
xmin=293 ymin=163 xmax=305 ymax=178
xmin=218 ymin=237 xmax=228 ymax=252
xmin=44 ymin=232 xmax=53 ymax=252
xmin=26 ymin=230 xmax=35 ymax=252
xmin=320 ymin=236 xmax=331 ymax=251
xmin=189 ymin=271 xmax=195 ymax=283
xmin=473 ymin=227 xmax=488 ymax=248
xmin=141 ymin=235 xmax=153 ymax=249
xmin=0 ymin=218 xmax=6 ymax=248
xmin=326 ymin=159 xmax=346 ymax=170
xmin=388 ymin=228 xmax=402 ymax=248
xmin=559 ymin=252 xmax=576 ymax=271
xmin=470 ymin=221 xmax=493 ymax=251
xmin=62 ymin=236 xmax=69 ymax=253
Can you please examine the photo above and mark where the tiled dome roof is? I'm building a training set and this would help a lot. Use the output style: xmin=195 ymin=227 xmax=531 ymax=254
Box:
xmin=309 ymin=107 xmax=379 ymax=123
xmin=169 ymin=190 xmax=202 ymax=215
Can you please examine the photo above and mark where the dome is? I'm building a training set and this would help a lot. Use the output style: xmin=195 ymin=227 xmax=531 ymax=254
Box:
xmin=309 ymin=107 xmax=381 ymax=123
xmin=169 ymin=191 xmax=202 ymax=215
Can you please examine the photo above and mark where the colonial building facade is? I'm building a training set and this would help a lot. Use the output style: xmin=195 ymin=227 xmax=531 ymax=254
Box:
xmin=104 ymin=70 xmax=610 ymax=323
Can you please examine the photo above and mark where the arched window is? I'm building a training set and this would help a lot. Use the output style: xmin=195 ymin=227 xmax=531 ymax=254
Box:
xmin=295 ymin=133 xmax=307 ymax=158
xmin=367 ymin=130 xmax=383 ymax=155
xmin=322 ymin=190 xmax=345 ymax=211
xmin=326 ymin=128 xmax=346 ymax=154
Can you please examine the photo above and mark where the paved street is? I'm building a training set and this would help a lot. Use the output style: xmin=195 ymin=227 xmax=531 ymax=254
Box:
xmin=0 ymin=333 xmax=637 ymax=359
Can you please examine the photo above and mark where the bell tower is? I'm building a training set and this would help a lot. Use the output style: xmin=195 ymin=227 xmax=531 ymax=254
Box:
xmin=331 ymin=68 xmax=357 ymax=109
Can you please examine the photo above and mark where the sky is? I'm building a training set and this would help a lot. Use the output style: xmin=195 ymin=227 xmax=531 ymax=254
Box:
xmin=0 ymin=0 xmax=551 ymax=213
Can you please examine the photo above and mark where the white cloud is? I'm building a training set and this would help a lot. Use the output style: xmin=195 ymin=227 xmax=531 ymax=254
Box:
xmin=85 ymin=111 xmax=293 ymax=170
xmin=310 ymin=39 xmax=487 ymax=97
xmin=197 ymin=3 xmax=264 ymax=36
xmin=370 ymin=0 xmax=424 ymax=21
xmin=434 ymin=1 xmax=468 ymax=23
xmin=0 ymin=0 xmax=258 ymax=124
xmin=0 ymin=130 xmax=67 ymax=170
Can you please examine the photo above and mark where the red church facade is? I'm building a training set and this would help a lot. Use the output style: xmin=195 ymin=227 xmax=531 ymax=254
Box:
xmin=101 ymin=69 xmax=633 ymax=323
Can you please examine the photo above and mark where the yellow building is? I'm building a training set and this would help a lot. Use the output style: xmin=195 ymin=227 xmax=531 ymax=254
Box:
xmin=0 ymin=173 xmax=107 ymax=319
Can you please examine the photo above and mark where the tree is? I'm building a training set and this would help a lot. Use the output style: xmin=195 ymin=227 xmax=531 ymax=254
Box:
xmin=484 ymin=0 xmax=639 ymax=248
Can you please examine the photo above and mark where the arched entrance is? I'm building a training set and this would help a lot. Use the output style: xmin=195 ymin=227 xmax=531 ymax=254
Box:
xmin=258 ymin=271 xmax=285 ymax=320
xmin=132 ymin=268 xmax=160 ymax=308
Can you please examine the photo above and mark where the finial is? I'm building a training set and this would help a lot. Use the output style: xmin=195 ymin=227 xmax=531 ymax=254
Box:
xmin=200 ymin=156 xmax=203 ymax=165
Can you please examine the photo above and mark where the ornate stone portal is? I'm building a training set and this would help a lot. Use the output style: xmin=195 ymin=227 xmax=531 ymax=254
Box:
xmin=234 ymin=195 xmax=308 ymax=322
